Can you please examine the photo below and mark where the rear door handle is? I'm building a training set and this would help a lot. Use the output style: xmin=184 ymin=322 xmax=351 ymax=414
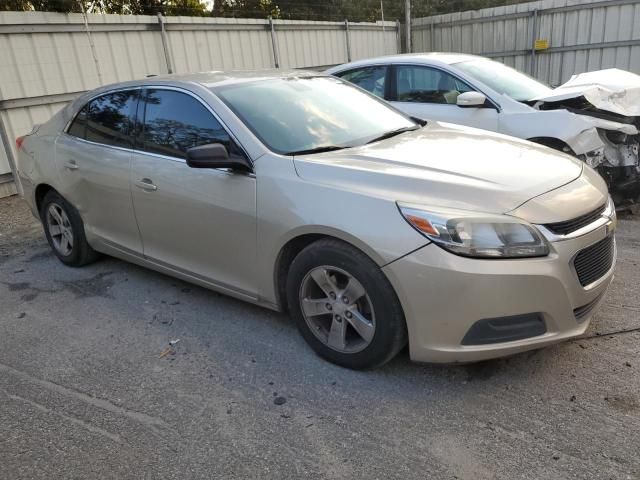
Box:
xmin=64 ymin=160 xmax=79 ymax=170
xmin=135 ymin=178 xmax=157 ymax=191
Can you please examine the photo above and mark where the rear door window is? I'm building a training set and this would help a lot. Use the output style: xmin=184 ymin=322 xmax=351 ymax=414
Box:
xmin=336 ymin=66 xmax=388 ymax=99
xmin=83 ymin=91 xmax=138 ymax=148
xmin=140 ymin=89 xmax=237 ymax=159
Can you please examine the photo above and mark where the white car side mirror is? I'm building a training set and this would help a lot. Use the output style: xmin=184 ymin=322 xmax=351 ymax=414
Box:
xmin=456 ymin=91 xmax=487 ymax=108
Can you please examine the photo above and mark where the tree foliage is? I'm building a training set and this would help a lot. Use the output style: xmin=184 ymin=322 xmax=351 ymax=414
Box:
xmin=0 ymin=0 xmax=210 ymax=15
xmin=0 ymin=0 xmax=532 ymax=19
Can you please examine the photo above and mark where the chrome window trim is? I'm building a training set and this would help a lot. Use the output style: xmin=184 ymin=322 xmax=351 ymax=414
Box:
xmin=59 ymin=133 xmax=255 ymax=178
xmin=62 ymin=84 xmax=252 ymax=169
xmin=59 ymin=132 xmax=133 ymax=155
xmin=131 ymin=148 xmax=256 ymax=178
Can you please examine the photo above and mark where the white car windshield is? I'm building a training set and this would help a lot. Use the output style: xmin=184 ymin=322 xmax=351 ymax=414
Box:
xmin=214 ymin=76 xmax=418 ymax=155
xmin=454 ymin=59 xmax=553 ymax=102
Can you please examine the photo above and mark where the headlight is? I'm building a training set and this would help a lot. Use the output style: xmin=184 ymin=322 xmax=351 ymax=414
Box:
xmin=398 ymin=204 xmax=549 ymax=258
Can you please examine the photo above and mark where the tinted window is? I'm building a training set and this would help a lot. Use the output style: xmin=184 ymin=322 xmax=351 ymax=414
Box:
xmin=142 ymin=89 xmax=233 ymax=159
xmin=67 ymin=105 xmax=89 ymax=139
xmin=85 ymin=91 xmax=137 ymax=147
xmin=395 ymin=65 xmax=473 ymax=104
xmin=338 ymin=66 xmax=387 ymax=98
xmin=214 ymin=77 xmax=416 ymax=155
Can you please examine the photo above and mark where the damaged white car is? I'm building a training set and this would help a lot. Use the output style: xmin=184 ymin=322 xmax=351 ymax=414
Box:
xmin=327 ymin=54 xmax=640 ymax=206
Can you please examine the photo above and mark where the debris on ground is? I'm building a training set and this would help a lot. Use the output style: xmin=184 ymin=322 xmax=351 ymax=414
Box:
xmin=274 ymin=396 xmax=287 ymax=406
xmin=159 ymin=339 xmax=180 ymax=358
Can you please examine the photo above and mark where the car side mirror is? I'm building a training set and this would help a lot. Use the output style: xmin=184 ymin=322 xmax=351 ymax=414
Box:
xmin=186 ymin=143 xmax=251 ymax=172
xmin=456 ymin=91 xmax=489 ymax=108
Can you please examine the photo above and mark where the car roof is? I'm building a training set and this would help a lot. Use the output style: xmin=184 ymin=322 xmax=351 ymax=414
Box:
xmin=327 ymin=52 xmax=482 ymax=72
xmin=146 ymin=68 xmax=324 ymax=87
xmin=83 ymin=68 xmax=327 ymax=98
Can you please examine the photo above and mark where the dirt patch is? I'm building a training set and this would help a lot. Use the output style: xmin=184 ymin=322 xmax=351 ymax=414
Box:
xmin=2 ymin=281 xmax=31 ymax=291
xmin=0 ymin=195 xmax=46 ymax=262
xmin=59 ymin=272 xmax=116 ymax=299
xmin=26 ymin=250 xmax=53 ymax=263
xmin=605 ymin=394 xmax=639 ymax=414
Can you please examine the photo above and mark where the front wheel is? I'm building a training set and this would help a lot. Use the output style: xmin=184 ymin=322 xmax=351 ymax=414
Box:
xmin=286 ymin=238 xmax=407 ymax=369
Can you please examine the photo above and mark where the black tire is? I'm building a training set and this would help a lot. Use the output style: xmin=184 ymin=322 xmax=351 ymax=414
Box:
xmin=286 ymin=238 xmax=407 ymax=369
xmin=40 ymin=190 xmax=100 ymax=267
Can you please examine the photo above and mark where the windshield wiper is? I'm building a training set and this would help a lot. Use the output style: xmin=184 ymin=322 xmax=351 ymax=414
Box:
xmin=366 ymin=126 xmax=420 ymax=144
xmin=284 ymin=145 xmax=348 ymax=156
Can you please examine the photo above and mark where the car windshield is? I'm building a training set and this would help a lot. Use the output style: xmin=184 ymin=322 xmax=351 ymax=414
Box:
xmin=454 ymin=59 xmax=553 ymax=102
xmin=213 ymin=76 xmax=417 ymax=155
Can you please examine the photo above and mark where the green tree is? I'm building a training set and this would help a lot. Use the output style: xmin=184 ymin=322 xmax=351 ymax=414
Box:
xmin=0 ymin=0 xmax=535 ymax=18
xmin=0 ymin=0 xmax=209 ymax=15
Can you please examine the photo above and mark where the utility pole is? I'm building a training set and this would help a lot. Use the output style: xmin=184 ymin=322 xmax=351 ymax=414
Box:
xmin=405 ymin=0 xmax=411 ymax=53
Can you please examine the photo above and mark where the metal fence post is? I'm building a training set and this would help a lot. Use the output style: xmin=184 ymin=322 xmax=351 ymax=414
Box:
xmin=405 ymin=0 xmax=411 ymax=53
xmin=0 ymin=110 xmax=19 ymax=194
xmin=530 ymin=9 xmax=538 ymax=77
xmin=269 ymin=17 xmax=280 ymax=68
xmin=430 ymin=22 xmax=435 ymax=51
xmin=344 ymin=19 xmax=352 ymax=62
xmin=157 ymin=13 xmax=173 ymax=74
xmin=395 ymin=19 xmax=401 ymax=53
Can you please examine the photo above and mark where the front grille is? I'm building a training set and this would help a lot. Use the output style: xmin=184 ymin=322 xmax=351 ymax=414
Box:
xmin=573 ymin=293 xmax=606 ymax=322
xmin=544 ymin=204 xmax=606 ymax=235
xmin=574 ymin=235 xmax=615 ymax=287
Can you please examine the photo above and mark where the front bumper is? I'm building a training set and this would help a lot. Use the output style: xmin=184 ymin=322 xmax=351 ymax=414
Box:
xmin=382 ymin=222 xmax=615 ymax=363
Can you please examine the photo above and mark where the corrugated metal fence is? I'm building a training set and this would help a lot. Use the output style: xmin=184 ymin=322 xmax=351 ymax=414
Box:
xmin=412 ymin=0 xmax=640 ymax=86
xmin=0 ymin=12 xmax=399 ymax=196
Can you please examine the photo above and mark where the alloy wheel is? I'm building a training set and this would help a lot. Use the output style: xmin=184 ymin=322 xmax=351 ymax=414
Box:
xmin=299 ymin=266 xmax=376 ymax=354
xmin=46 ymin=203 xmax=74 ymax=256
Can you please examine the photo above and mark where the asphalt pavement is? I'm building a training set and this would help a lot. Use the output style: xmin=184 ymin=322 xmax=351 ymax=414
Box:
xmin=1 ymin=194 xmax=639 ymax=480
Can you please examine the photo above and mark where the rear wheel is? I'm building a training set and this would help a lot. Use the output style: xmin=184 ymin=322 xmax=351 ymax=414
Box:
xmin=40 ymin=190 xmax=99 ymax=267
xmin=287 ymin=238 xmax=407 ymax=369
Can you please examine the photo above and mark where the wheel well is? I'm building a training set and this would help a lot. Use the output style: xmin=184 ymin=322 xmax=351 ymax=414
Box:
xmin=34 ymin=184 xmax=56 ymax=217
xmin=528 ymin=137 xmax=574 ymax=155
xmin=274 ymin=234 xmax=326 ymax=312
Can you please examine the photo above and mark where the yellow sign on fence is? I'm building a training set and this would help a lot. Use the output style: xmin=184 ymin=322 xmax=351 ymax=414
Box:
xmin=534 ymin=39 xmax=549 ymax=51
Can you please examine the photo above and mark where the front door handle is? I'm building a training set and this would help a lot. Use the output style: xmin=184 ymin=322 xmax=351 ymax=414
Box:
xmin=64 ymin=160 xmax=79 ymax=170
xmin=135 ymin=178 xmax=157 ymax=191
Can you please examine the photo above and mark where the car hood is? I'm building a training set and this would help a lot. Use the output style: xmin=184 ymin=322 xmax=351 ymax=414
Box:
xmin=533 ymin=68 xmax=640 ymax=118
xmin=293 ymin=122 xmax=583 ymax=215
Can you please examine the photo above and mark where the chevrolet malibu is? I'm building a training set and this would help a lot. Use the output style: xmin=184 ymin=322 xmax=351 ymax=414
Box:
xmin=15 ymin=71 xmax=617 ymax=369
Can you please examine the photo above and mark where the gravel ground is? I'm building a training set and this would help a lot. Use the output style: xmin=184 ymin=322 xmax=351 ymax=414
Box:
xmin=1 ymin=195 xmax=639 ymax=480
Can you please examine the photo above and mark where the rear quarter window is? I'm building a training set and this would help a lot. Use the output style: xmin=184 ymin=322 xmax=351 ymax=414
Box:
xmin=66 ymin=90 xmax=138 ymax=149
xmin=67 ymin=105 xmax=88 ymax=139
